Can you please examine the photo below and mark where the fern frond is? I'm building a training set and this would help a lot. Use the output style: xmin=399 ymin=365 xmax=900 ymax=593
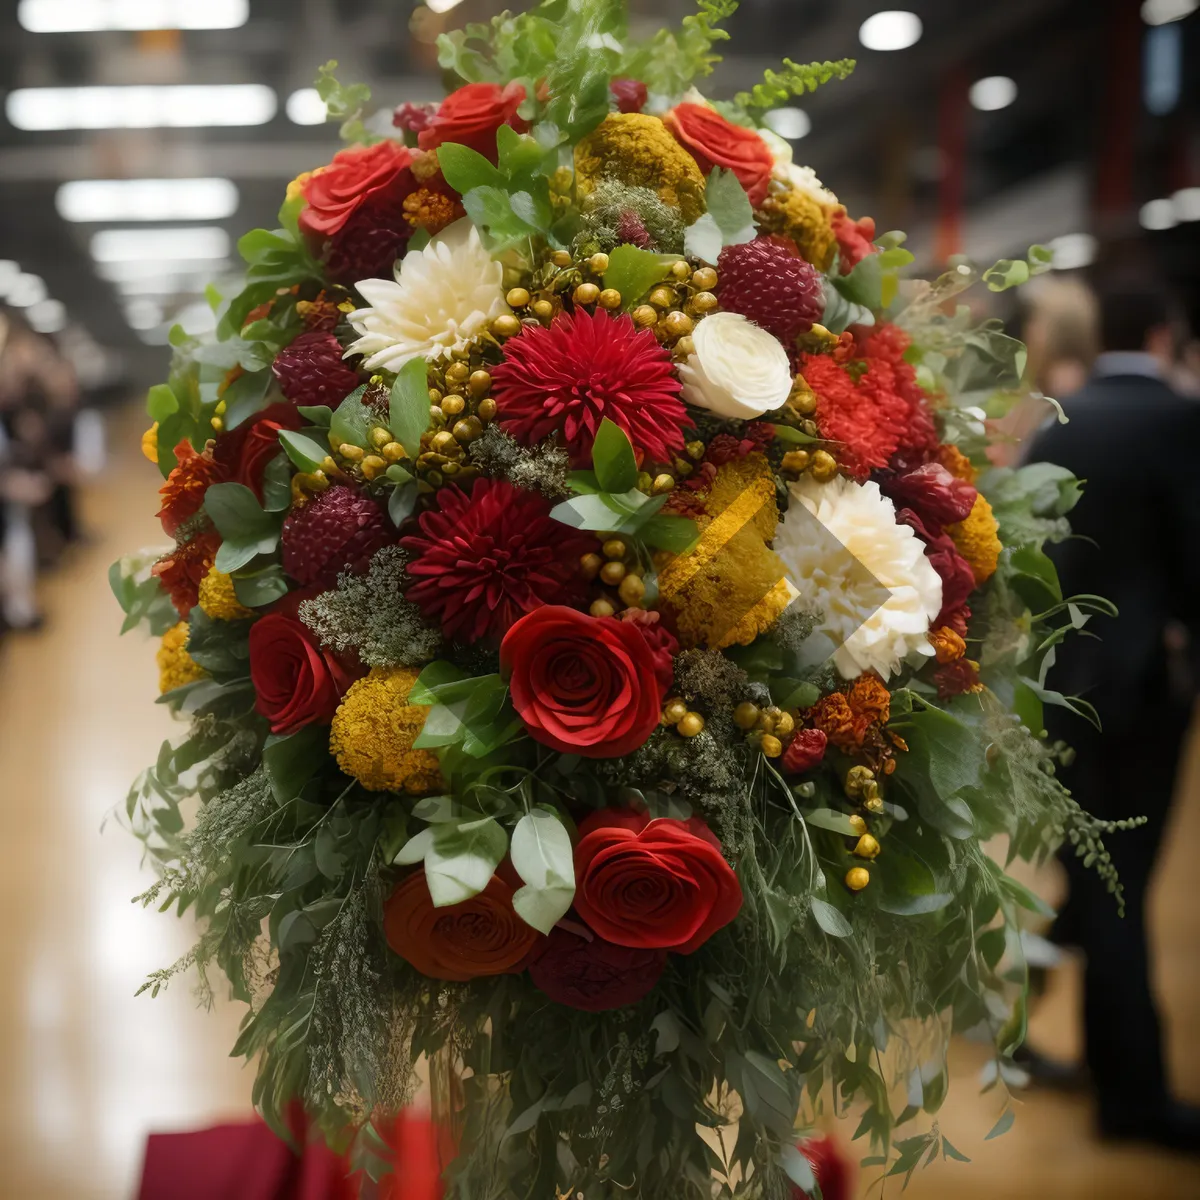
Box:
xmin=734 ymin=56 xmax=856 ymax=111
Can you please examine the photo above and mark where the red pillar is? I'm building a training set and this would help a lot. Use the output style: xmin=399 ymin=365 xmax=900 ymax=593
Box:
xmin=1093 ymin=0 xmax=1142 ymax=230
xmin=935 ymin=67 xmax=969 ymax=263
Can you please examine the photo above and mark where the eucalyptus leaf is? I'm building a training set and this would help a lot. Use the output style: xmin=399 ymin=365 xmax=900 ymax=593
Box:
xmin=810 ymin=897 xmax=853 ymax=937
xmin=388 ymin=357 xmax=431 ymax=456
xmin=510 ymin=808 xmax=576 ymax=934
xmin=279 ymin=430 xmax=330 ymax=473
xmin=426 ymin=816 xmax=509 ymax=907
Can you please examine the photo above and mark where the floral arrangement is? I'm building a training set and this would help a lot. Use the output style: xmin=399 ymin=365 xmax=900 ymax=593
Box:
xmin=114 ymin=2 xmax=1132 ymax=1196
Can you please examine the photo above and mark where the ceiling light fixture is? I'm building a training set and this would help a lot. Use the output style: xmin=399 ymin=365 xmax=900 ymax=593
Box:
xmin=90 ymin=226 xmax=231 ymax=263
xmin=1173 ymin=186 xmax=1200 ymax=222
xmin=57 ymin=178 xmax=239 ymax=223
xmin=426 ymin=0 xmax=466 ymax=12
xmin=6 ymin=273 xmax=49 ymax=307
xmin=18 ymin=0 xmax=249 ymax=32
xmin=1140 ymin=0 xmax=1197 ymax=25
xmin=95 ymin=258 xmax=231 ymax=284
xmin=763 ymin=106 xmax=811 ymax=140
xmin=1139 ymin=198 xmax=1178 ymax=230
xmin=25 ymin=298 xmax=68 ymax=333
xmin=969 ymin=76 xmax=1017 ymax=112
xmin=1046 ymin=232 xmax=1097 ymax=271
xmin=5 ymin=84 xmax=276 ymax=131
xmin=286 ymin=88 xmax=328 ymax=126
xmin=858 ymin=11 xmax=923 ymax=51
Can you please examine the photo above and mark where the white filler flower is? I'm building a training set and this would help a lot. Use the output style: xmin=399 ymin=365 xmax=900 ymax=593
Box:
xmin=678 ymin=311 xmax=793 ymax=419
xmin=345 ymin=219 xmax=510 ymax=371
xmin=776 ymin=475 xmax=943 ymax=681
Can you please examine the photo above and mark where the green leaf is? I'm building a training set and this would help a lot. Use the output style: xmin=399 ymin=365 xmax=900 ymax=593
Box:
xmin=232 ymin=563 xmax=289 ymax=608
xmin=462 ymin=185 xmax=539 ymax=248
xmin=435 ymin=142 xmax=506 ymax=194
xmin=802 ymin=807 xmax=859 ymax=836
xmin=329 ymin=386 xmax=373 ymax=449
xmin=510 ymin=808 xmax=576 ymax=934
xmin=388 ymin=481 xmax=419 ymax=528
xmin=146 ymin=383 xmax=179 ymax=421
xmin=278 ymin=430 xmax=329 ymax=473
xmin=773 ymin=425 xmax=819 ymax=445
xmin=985 ymin=1109 xmax=1015 ymax=1140
xmin=811 ymin=897 xmax=853 ymax=937
xmin=408 ymin=660 xmax=469 ymax=706
xmin=603 ymin=245 xmax=682 ymax=309
xmin=701 ymin=166 xmax=756 ymax=246
xmin=426 ymin=816 xmax=508 ymax=907
xmin=833 ymin=252 xmax=884 ymax=311
xmin=638 ymin=513 xmax=699 ymax=554
xmin=496 ymin=124 xmax=545 ymax=180
xmin=263 ymin=726 xmax=329 ymax=803
xmin=683 ymin=213 xmax=723 ymax=264
xmin=983 ymin=259 xmax=1031 ymax=292
xmin=222 ymin=367 xmax=272 ymax=429
xmin=297 ymin=405 xmax=332 ymax=427
xmin=509 ymin=187 xmax=553 ymax=233
xmin=260 ymin=453 xmax=292 ymax=514
xmin=204 ymin=482 xmax=276 ymax=543
xmin=591 ymin=418 xmax=639 ymax=493
xmin=388 ymin=357 xmax=430 ymax=457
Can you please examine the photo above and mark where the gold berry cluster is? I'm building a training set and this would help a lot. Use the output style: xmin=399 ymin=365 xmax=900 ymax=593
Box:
xmin=580 ymin=537 xmax=648 ymax=614
xmin=842 ymin=765 xmax=885 ymax=892
xmin=733 ymin=699 xmax=796 ymax=759
xmin=661 ymin=695 xmax=705 ymax=738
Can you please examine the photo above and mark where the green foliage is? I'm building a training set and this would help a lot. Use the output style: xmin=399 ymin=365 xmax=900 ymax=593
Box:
xmin=315 ymin=59 xmax=376 ymax=144
xmin=510 ymin=807 xmax=576 ymax=933
xmin=552 ymin=470 xmax=699 ymax=553
xmin=983 ymin=245 xmax=1053 ymax=292
xmin=621 ymin=0 xmax=740 ymax=97
xmin=603 ymin=245 xmax=683 ymax=310
xmin=684 ymin=168 xmax=756 ymax=262
xmin=388 ymin=357 xmax=432 ymax=457
xmin=278 ymin=430 xmax=329 ymax=474
xmin=204 ymin=482 xmax=282 ymax=573
xmin=576 ymin=178 xmax=687 ymax=257
xmin=410 ymin=665 xmax=523 ymax=758
xmin=733 ymin=57 xmax=857 ymax=112
xmin=110 ymin=551 xmax=178 ymax=636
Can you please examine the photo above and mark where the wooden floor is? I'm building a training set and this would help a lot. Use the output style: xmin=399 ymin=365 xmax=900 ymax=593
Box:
xmin=0 ymin=406 xmax=1196 ymax=1199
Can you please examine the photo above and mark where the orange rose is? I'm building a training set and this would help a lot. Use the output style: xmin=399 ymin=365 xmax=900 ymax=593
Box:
xmin=663 ymin=103 xmax=775 ymax=206
xmin=384 ymin=872 xmax=541 ymax=982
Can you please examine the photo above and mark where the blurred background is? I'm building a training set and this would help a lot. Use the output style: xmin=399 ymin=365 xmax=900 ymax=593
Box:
xmin=0 ymin=1 xmax=1197 ymax=1197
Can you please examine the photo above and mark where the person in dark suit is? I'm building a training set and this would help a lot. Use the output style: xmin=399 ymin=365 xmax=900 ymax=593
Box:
xmin=1026 ymin=280 xmax=1200 ymax=1151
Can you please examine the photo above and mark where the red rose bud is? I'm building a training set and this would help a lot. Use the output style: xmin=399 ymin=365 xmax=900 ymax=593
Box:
xmin=213 ymin=402 xmax=303 ymax=501
xmin=619 ymin=608 xmax=678 ymax=691
xmin=529 ymin=926 xmax=666 ymax=1012
xmin=610 ymin=77 xmax=648 ymax=114
xmin=882 ymin=463 xmax=977 ymax=533
xmin=782 ymin=727 xmax=827 ymax=775
xmin=299 ymin=140 xmax=415 ymax=239
xmin=393 ymin=100 xmax=436 ymax=134
xmin=248 ymin=611 xmax=361 ymax=734
xmin=663 ymin=102 xmax=775 ymax=207
xmin=418 ymin=81 xmax=529 ymax=162
xmin=572 ymin=810 xmax=743 ymax=954
xmin=501 ymin=606 xmax=666 ymax=758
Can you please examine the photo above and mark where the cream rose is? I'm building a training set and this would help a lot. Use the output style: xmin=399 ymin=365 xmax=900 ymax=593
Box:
xmin=678 ymin=311 xmax=793 ymax=420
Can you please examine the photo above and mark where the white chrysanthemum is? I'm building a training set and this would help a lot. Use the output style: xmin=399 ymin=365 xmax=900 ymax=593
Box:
xmin=678 ymin=311 xmax=792 ymax=419
xmin=345 ymin=219 xmax=509 ymax=371
xmin=776 ymin=475 xmax=942 ymax=681
xmin=773 ymin=161 xmax=839 ymax=208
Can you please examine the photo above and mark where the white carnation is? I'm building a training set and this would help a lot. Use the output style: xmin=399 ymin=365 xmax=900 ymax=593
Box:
xmin=345 ymin=219 xmax=510 ymax=371
xmin=678 ymin=311 xmax=793 ymax=420
xmin=776 ymin=475 xmax=942 ymax=681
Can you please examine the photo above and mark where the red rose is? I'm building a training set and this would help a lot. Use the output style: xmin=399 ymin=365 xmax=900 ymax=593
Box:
xmin=299 ymin=140 xmax=415 ymax=239
xmin=782 ymin=727 xmax=827 ymax=775
xmin=500 ymin=606 xmax=666 ymax=758
xmin=572 ymin=810 xmax=743 ymax=953
xmin=529 ymin=925 xmax=666 ymax=1012
xmin=619 ymin=608 xmax=678 ymax=691
xmin=418 ymin=81 xmax=529 ymax=162
xmin=213 ymin=402 xmax=303 ymax=500
xmin=663 ymin=103 xmax=775 ymax=207
xmin=610 ymin=78 xmax=648 ymax=114
xmin=383 ymin=872 xmax=541 ymax=982
xmin=249 ymin=611 xmax=359 ymax=734
xmin=882 ymin=463 xmax=977 ymax=534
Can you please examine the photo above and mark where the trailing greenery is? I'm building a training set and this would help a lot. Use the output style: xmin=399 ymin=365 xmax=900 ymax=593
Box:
xmin=733 ymin=58 xmax=858 ymax=113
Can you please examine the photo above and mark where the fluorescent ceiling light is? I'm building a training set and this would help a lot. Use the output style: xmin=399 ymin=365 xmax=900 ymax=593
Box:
xmin=57 ymin=178 xmax=239 ymax=223
xmin=96 ymin=258 xmax=230 ymax=283
xmin=764 ymin=106 xmax=811 ymax=140
xmin=0 ymin=259 xmax=20 ymax=296
xmin=1141 ymin=0 xmax=1196 ymax=24
xmin=18 ymin=0 xmax=248 ymax=32
xmin=25 ymin=298 xmax=67 ymax=333
xmin=5 ymin=84 xmax=276 ymax=131
xmin=969 ymin=76 xmax=1017 ymax=112
xmin=124 ymin=297 xmax=164 ymax=331
xmin=174 ymin=300 xmax=218 ymax=335
xmin=1047 ymin=232 xmax=1096 ymax=271
xmin=286 ymin=88 xmax=327 ymax=126
xmin=858 ymin=11 xmax=922 ymax=51
xmin=90 ymin=226 xmax=231 ymax=263
xmin=1172 ymin=186 xmax=1200 ymax=222
xmin=7 ymin=273 xmax=48 ymax=307
xmin=426 ymin=0 xmax=466 ymax=12
xmin=1139 ymin=198 xmax=1177 ymax=230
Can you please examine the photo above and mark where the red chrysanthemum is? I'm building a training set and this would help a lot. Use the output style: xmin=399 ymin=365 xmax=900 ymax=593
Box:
xmin=716 ymin=236 xmax=825 ymax=346
xmin=272 ymin=331 xmax=361 ymax=410
xmin=280 ymin=485 xmax=393 ymax=589
xmin=400 ymin=478 xmax=595 ymax=643
xmin=491 ymin=309 xmax=690 ymax=465
xmin=861 ymin=324 xmax=939 ymax=465
xmin=157 ymin=439 xmax=225 ymax=537
xmin=153 ymin=530 xmax=221 ymax=619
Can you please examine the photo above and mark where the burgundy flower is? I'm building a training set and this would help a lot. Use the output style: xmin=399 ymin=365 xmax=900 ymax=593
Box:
xmin=280 ymin=485 xmax=393 ymax=590
xmin=213 ymin=402 xmax=303 ymax=500
xmin=897 ymin=508 xmax=977 ymax=632
xmin=717 ymin=236 xmax=825 ymax=346
xmin=882 ymin=463 xmax=977 ymax=535
xmin=401 ymin=479 xmax=594 ymax=643
xmin=529 ymin=925 xmax=666 ymax=1012
xmin=619 ymin=608 xmax=678 ymax=691
xmin=492 ymin=309 xmax=690 ymax=466
xmin=610 ymin=78 xmax=648 ymax=114
xmin=393 ymin=101 xmax=436 ymax=135
xmin=782 ymin=728 xmax=827 ymax=775
xmin=323 ymin=195 xmax=414 ymax=285
xmin=272 ymin=332 xmax=360 ymax=410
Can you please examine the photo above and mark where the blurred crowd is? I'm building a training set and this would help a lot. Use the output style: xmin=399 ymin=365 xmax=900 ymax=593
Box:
xmin=0 ymin=307 xmax=101 ymax=637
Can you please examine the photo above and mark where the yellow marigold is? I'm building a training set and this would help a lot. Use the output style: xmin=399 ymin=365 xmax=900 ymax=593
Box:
xmin=402 ymin=188 xmax=461 ymax=233
xmin=142 ymin=422 xmax=159 ymax=464
xmin=657 ymin=452 xmax=797 ymax=649
xmin=574 ymin=113 xmax=706 ymax=224
xmin=949 ymin=494 xmax=1002 ymax=585
xmin=157 ymin=622 xmax=206 ymax=694
xmin=847 ymin=674 xmax=890 ymax=726
xmin=936 ymin=443 xmax=977 ymax=483
xmin=330 ymin=666 xmax=442 ymax=794
xmin=928 ymin=625 xmax=967 ymax=663
xmin=286 ymin=169 xmax=316 ymax=203
xmin=757 ymin=185 xmax=838 ymax=272
xmin=198 ymin=567 xmax=255 ymax=621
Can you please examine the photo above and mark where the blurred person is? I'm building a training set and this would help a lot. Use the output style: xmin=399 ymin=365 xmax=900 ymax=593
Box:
xmin=1025 ymin=279 xmax=1200 ymax=1152
xmin=989 ymin=277 xmax=1099 ymax=466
